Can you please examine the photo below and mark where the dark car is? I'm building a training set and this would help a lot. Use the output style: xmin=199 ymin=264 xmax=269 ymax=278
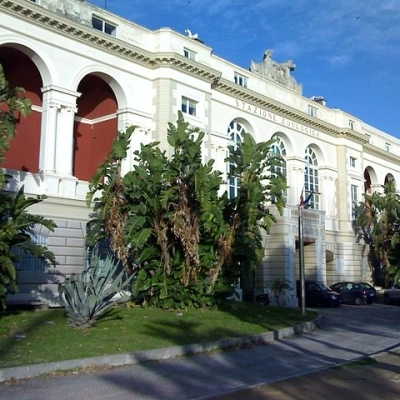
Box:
xmin=330 ymin=282 xmax=376 ymax=305
xmin=297 ymin=280 xmax=342 ymax=308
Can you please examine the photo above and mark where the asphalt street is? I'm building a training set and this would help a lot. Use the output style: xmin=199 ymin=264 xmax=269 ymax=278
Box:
xmin=0 ymin=303 xmax=399 ymax=399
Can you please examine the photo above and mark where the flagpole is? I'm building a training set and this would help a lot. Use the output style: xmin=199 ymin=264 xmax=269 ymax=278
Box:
xmin=298 ymin=205 xmax=306 ymax=315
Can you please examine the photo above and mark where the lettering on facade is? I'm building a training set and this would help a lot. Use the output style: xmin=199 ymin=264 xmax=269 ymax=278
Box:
xmin=235 ymin=100 xmax=320 ymax=138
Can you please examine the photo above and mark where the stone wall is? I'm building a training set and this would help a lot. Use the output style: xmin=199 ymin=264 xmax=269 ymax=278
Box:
xmin=7 ymin=218 xmax=87 ymax=307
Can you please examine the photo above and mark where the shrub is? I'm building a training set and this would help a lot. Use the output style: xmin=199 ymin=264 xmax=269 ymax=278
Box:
xmin=58 ymin=251 xmax=134 ymax=329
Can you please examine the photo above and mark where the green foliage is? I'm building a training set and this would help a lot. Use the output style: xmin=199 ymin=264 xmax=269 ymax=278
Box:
xmin=225 ymin=133 xmax=286 ymax=289
xmin=354 ymin=181 xmax=400 ymax=286
xmin=0 ymin=188 xmax=57 ymax=311
xmin=58 ymin=251 xmax=135 ymax=329
xmin=0 ymin=64 xmax=57 ymax=310
xmin=87 ymin=111 xmax=286 ymax=309
xmin=0 ymin=64 xmax=31 ymax=188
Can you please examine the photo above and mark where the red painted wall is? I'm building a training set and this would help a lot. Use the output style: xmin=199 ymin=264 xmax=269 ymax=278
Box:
xmin=74 ymin=75 xmax=118 ymax=181
xmin=0 ymin=47 xmax=42 ymax=173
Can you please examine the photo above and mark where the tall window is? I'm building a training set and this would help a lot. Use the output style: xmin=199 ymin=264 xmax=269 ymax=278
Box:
xmin=234 ymin=72 xmax=247 ymax=88
xmin=351 ymin=184 xmax=358 ymax=218
xmin=349 ymin=120 xmax=354 ymax=130
xmin=349 ymin=156 xmax=356 ymax=168
xmin=227 ymin=121 xmax=245 ymax=199
xmin=270 ymin=136 xmax=287 ymax=200
xmin=181 ymin=97 xmax=197 ymax=116
xmin=385 ymin=142 xmax=391 ymax=152
xmin=92 ymin=16 xmax=116 ymax=36
xmin=270 ymin=136 xmax=286 ymax=176
xmin=304 ymin=147 xmax=319 ymax=209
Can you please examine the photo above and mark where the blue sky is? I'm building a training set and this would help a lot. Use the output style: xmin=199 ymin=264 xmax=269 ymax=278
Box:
xmin=90 ymin=0 xmax=400 ymax=138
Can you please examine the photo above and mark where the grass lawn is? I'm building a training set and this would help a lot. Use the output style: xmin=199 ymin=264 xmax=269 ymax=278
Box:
xmin=0 ymin=302 xmax=317 ymax=369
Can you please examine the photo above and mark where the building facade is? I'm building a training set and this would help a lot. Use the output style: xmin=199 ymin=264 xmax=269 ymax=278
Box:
xmin=1 ymin=0 xmax=399 ymax=306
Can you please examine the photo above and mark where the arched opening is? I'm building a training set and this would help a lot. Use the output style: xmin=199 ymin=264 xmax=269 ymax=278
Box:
xmin=74 ymin=74 xmax=118 ymax=181
xmin=364 ymin=169 xmax=372 ymax=193
xmin=0 ymin=46 xmax=42 ymax=173
xmin=385 ymin=173 xmax=396 ymax=189
xmin=304 ymin=146 xmax=319 ymax=209
xmin=227 ymin=120 xmax=246 ymax=199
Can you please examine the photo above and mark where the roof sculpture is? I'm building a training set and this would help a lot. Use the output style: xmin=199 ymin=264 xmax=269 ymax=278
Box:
xmin=250 ymin=49 xmax=303 ymax=94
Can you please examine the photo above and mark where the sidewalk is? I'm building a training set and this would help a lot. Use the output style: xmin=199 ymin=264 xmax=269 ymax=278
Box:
xmin=1 ymin=305 xmax=399 ymax=400
xmin=209 ymin=347 xmax=400 ymax=400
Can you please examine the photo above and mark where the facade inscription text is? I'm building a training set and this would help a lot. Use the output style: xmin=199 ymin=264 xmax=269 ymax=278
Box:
xmin=235 ymin=100 xmax=320 ymax=138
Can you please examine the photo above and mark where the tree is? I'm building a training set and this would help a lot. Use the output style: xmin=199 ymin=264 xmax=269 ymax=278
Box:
xmin=87 ymin=112 xmax=286 ymax=308
xmin=225 ymin=133 xmax=286 ymax=298
xmin=0 ymin=64 xmax=57 ymax=310
xmin=354 ymin=181 xmax=400 ymax=286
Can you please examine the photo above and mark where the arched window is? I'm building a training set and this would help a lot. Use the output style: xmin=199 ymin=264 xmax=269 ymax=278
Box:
xmin=364 ymin=170 xmax=372 ymax=194
xmin=227 ymin=121 xmax=245 ymax=199
xmin=385 ymin=174 xmax=396 ymax=190
xmin=304 ymin=147 xmax=319 ymax=209
xmin=270 ymin=136 xmax=287 ymax=177
xmin=271 ymin=135 xmax=287 ymax=200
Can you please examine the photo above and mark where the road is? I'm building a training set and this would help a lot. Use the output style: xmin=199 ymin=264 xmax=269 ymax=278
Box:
xmin=1 ymin=304 xmax=399 ymax=399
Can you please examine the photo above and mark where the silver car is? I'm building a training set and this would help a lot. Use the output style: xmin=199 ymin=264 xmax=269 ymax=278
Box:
xmin=384 ymin=282 xmax=400 ymax=305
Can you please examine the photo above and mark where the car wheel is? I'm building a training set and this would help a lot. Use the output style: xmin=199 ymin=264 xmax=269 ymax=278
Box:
xmin=384 ymin=295 xmax=391 ymax=305
xmin=354 ymin=297 xmax=363 ymax=305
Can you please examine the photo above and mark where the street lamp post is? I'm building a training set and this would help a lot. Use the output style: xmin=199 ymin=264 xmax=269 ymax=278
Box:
xmin=298 ymin=205 xmax=306 ymax=315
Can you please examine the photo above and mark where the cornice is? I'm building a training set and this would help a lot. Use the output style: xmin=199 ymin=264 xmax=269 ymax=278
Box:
xmin=155 ymin=53 xmax=222 ymax=84
xmin=364 ymin=143 xmax=400 ymax=165
xmin=1 ymin=0 xmax=156 ymax=66
xmin=216 ymin=78 xmax=339 ymax=137
xmin=4 ymin=0 xmax=399 ymax=165
xmin=1 ymin=0 xmax=221 ymax=85
xmin=337 ymin=129 xmax=368 ymax=145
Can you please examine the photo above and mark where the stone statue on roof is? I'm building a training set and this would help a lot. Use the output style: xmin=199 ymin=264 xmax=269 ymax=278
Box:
xmin=250 ymin=49 xmax=302 ymax=94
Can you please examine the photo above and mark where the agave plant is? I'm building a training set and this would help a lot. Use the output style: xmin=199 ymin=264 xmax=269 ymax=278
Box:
xmin=59 ymin=251 xmax=134 ymax=329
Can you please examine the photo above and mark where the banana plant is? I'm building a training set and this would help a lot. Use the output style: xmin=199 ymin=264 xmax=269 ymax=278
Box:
xmin=0 ymin=64 xmax=56 ymax=310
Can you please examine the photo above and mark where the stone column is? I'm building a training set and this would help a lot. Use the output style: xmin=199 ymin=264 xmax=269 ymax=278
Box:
xmin=39 ymin=96 xmax=57 ymax=174
xmin=319 ymin=168 xmax=337 ymax=218
xmin=40 ymin=86 xmax=81 ymax=196
xmin=117 ymin=107 xmax=152 ymax=176
xmin=55 ymin=104 xmax=76 ymax=177
xmin=287 ymin=156 xmax=305 ymax=206
xmin=371 ymin=183 xmax=383 ymax=194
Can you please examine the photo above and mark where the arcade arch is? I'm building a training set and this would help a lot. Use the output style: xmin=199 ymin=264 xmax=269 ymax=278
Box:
xmin=385 ymin=173 xmax=396 ymax=189
xmin=0 ymin=45 xmax=43 ymax=173
xmin=74 ymin=74 xmax=118 ymax=181
xmin=364 ymin=167 xmax=378 ymax=194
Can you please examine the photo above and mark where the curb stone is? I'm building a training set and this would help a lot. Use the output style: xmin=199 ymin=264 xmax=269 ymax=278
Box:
xmin=0 ymin=316 xmax=322 ymax=383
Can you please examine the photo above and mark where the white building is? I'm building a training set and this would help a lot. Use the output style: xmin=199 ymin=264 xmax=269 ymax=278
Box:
xmin=1 ymin=0 xmax=398 ymax=306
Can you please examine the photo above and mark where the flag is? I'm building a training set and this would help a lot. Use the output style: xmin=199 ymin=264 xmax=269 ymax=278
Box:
xmin=299 ymin=186 xmax=305 ymax=207
xmin=300 ymin=190 xmax=314 ymax=208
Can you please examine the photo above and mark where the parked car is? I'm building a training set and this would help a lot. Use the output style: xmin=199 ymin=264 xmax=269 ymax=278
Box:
xmin=297 ymin=280 xmax=342 ymax=308
xmin=330 ymin=282 xmax=376 ymax=305
xmin=384 ymin=282 xmax=400 ymax=305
